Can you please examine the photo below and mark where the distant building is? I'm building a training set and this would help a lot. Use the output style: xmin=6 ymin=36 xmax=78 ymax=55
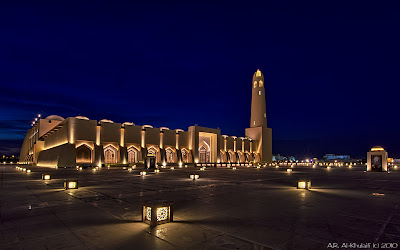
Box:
xmin=20 ymin=70 xmax=273 ymax=167
xmin=323 ymin=154 xmax=350 ymax=161
xmin=272 ymin=154 xmax=296 ymax=162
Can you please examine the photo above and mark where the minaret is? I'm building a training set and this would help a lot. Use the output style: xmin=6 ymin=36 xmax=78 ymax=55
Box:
xmin=245 ymin=69 xmax=272 ymax=162
xmin=250 ymin=69 xmax=267 ymax=128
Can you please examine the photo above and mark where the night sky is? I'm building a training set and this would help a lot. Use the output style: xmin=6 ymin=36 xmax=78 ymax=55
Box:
xmin=1 ymin=1 xmax=399 ymax=159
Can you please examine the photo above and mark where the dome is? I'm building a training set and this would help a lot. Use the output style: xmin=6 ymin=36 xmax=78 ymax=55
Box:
xmin=371 ymin=146 xmax=384 ymax=151
xmin=100 ymin=119 xmax=114 ymax=123
xmin=75 ymin=116 xmax=89 ymax=120
xmin=122 ymin=122 xmax=134 ymax=127
xmin=45 ymin=115 xmax=65 ymax=121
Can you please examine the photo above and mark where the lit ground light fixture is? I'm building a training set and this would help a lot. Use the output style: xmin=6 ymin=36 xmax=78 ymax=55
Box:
xmin=42 ymin=174 xmax=51 ymax=180
xmin=287 ymin=169 xmax=292 ymax=172
xmin=64 ymin=180 xmax=78 ymax=190
xmin=298 ymin=180 xmax=311 ymax=190
xmin=142 ymin=200 xmax=173 ymax=227
xmin=26 ymin=169 xmax=31 ymax=173
xmin=154 ymin=169 xmax=160 ymax=173
xmin=140 ymin=171 xmax=147 ymax=176
xmin=190 ymin=174 xmax=199 ymax=180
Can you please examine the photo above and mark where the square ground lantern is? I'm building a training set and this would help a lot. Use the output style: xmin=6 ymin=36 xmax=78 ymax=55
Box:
xmin=142 ymin=200 xmax=173 ymax=227
xmin=298 ymin=180 xmax=311 ymax=190
xmin=42 ymin=174 xmax=51 ymax=180
xmin=190 ymin=174 xmax=199 ymax=180
xmin=64 ymin=180 xmax=78 ymax=190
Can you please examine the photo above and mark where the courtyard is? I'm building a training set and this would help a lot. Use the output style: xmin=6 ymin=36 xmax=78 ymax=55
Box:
xmin=0 ymin=164 xmax=399 ymax=249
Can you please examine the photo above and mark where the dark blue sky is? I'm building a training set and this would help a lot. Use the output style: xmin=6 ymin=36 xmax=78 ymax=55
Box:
xmin=1 ymin=1 xmax=399 ymax=159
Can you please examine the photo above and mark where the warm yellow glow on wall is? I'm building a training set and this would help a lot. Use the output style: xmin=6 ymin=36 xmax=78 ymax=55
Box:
xmin=141 ymin=130 xmax=146 ymax=148
xmin=96 ymin=126 xmax=100 ymax=146
xmin=120 ymin=128 xmax=125 ymax=147
xmin=159 ymin=132 xmax=164 ymax=149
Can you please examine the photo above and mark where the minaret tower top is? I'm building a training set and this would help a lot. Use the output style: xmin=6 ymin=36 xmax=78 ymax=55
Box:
xmin=250 ymin=69 xmax=267 ymax=128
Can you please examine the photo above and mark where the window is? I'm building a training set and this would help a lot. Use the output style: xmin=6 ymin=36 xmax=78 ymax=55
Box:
xmin=264 ymin=113 xmax=266 ymax=118
xmin=259 ymin=80 xmax=263 ymax=87
xmin=259 ymin=91 xmax=261 ymax=95
xmin=253 ymin=81 xmax=257 ymax=88
xmin=253 ymin=121 xmax=255 ymax=125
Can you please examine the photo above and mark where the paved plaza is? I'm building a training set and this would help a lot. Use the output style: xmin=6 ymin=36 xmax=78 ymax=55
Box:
xmin=1 ymin=164 xmax=400 ymax=249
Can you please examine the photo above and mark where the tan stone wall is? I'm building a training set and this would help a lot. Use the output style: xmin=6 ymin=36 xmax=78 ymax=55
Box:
xmin=124 ymin=125 xmax=142 ymax=144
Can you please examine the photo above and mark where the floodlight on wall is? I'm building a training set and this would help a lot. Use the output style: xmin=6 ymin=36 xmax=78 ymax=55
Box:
xmin=142 ymin=200 xmax=173 ymax=227
xmin=297 ymin=180 xmax=311 ymax=190
xmin=64 ymin=180 xmax=78 ymax=190
xmin=42 ymin=174 xmax=51 ymax=180
xmin=190 ymin=174 xmax=199 ymax=180
xmin=140 ymin=171 xmax=147 ymax=176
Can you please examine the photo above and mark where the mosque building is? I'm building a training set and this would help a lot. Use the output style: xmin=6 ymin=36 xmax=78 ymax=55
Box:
xmin=19 ymin=70 xmax=272 ymax=167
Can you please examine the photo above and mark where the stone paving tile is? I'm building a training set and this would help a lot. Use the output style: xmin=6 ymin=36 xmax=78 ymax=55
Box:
xmin=2 ymin=165 xmax=400 ymax=249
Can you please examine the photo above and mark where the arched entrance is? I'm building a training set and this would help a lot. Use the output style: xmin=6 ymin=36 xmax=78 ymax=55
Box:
xmin=238 ymin=152 xmax=245 ymax=163
xmin=220 ymin=150 xmax=227 ymax=163
xmin=76 ymin=144 xmax=92 ymax=163
xmin=246 ymin=152 xmax=253 ymax=162
xmin=127 ymin=146 xmax=139 ymax=164
xmin=199 ymin=141 xmax=210 ymax=163
xmin=181 ymin=148 xmax=190 ymax=163
xmin=147 ymin=146 xmax=159 ymax=163
xmin=228 ymin=151 xmax=236 ymax=163
xmin=165 ymin=147 xmax=175 ymax=163
xmin=104 ymin=145 xmax=118 ymax=164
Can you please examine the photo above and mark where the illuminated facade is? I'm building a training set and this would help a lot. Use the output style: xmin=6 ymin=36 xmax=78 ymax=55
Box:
xmin=19 ymin=70 xmax=272 ymax=167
